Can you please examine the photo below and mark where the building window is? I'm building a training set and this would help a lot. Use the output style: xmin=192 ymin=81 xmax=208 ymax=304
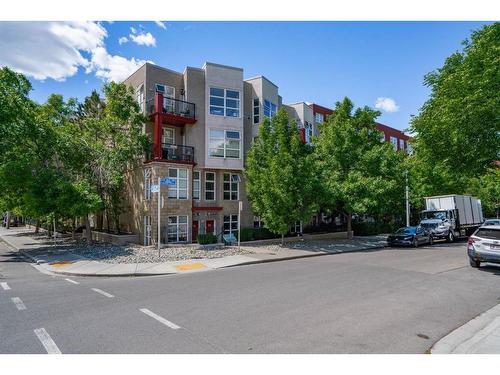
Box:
xmin=167 ymin=168 xmax=188 ymax=199
xmin=315 ymin=113 xmax=323 ymax=123
xmin=155 ymin=84 xmax=175 ymax=97
xmin=223 ymin=214 xmax=238 ymax=235
xmin=136 ymin=85 xmax=144 ymax=113
xmin=193 ymin=171 xmax=200 ymax=201
xmin=253 ymin=216 xmax=264 ymax=229
xmin=208 ymin=129 xmax=241 ymax=159
xmin=263 ymin=99 xmax=277 ymax=119
xmin=205 ymin=172 xmax=215 ymax=201
xmin=390 ymin=136 xmax=398 ymax=151
xmin=167 ymin=215 xmax=188 ymax=242
xmin=399 ymin=139 xmax=405 ymax=150
xmin=223 ymin=173 xmax=240 ymax=200
xmin=143 ymin=215 xmax=152 ymax=245
xmin=305 ymin=121 xmax=313 ymax=144
xmin=253 ymin=98 xmax=260 ymax=124
xmin=144 ymin=168 xmax=152 ymax=200
xmin=407 ymin=143 xmax=414 ymax=155
xmin=209 ymin=87 xmax=240 ymax=117
xmin=162 ymin=128 xmax=174 ymax=145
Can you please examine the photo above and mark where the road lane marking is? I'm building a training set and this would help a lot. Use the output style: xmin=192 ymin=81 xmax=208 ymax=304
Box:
xmin=11 ymin=297 xmax=26 ymax=310
xmin=140 ymin=308 xmax=181 ymax=330
xmin=34 ymin=328 xmax=62 ymax=354
xmin=65 ymin=278 xmax=79 ymax=284
xmin=91 ymin=288 xmax=114 ymax=298
xmin=1 ymin=282 xmax=10 ymax=290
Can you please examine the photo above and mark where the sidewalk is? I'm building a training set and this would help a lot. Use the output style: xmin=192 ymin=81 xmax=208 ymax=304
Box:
xmin=0 ymin=227 xmax=386 ymax=277
xmin=432 ymin=303 xmax=500 ymax=354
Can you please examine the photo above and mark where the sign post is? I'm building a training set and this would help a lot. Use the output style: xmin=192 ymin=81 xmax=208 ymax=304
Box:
xmin=157 ymin=177 xmax=161 ymax=255
xmin=155 ymin=177 xmax=177 ymax=256
xmin=238 ymin=201 xmax=242 ymax=251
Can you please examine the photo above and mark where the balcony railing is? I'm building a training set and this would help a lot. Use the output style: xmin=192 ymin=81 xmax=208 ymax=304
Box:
xmin=147 ymin=96 xmax=196 ymax=121
xmin=161 ymin=143 xmax=194 ymax=163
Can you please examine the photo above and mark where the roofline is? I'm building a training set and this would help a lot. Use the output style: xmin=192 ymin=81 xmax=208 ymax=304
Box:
xmin=144 ymin=62 xmax=183 ymax=76
xmin=202 ymin=61 xmax=243 ymax=72
xmin=244 ymin=75 xmax=279 ymax=88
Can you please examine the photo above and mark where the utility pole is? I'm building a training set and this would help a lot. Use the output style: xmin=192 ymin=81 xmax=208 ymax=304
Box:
xmin=157 ymin=176 xmax=161 ymax=256
xmin=238 ymin=201 xmax=242 ymax=251
xmin=405 ymin=170 xmax=410 ymax=227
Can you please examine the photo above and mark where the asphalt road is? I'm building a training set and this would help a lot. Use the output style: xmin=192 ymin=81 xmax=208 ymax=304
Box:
xmin=1 ymin=238 xmax=499 ymax=354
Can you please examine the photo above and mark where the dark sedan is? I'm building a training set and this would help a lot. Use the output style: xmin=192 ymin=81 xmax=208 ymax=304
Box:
xmin=387 ymin=226 xmax=433 ymax=247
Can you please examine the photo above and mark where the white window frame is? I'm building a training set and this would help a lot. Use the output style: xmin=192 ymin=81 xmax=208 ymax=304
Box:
xmin=253 ymin=216 xmax=264 ymax=229
xmin=162 ymin=127 xmax=175 ymax=145
xmin=209 ymin=87 xmax=241 ymax=118
xmin=193 ymin=171 xmax=201 ymax=201
xmin=208 ymin=129 xmax=241 ymax=159
xmin=155 ymin=84 xmax=175 ymax=98
xmin=253 ymin=98 xmax=260 ymax=124
xmin=167 ymin=215 xmax=188 ymax=243
xmin=223 ymin=214 xmax=238 ymax=235
xmin=263 ymin=99 xmax=277 ymax=119
xmin=205 ymin=172 xmax=216 ymax=201
xmin=390 ymin=136 xmax=398 ymax=151
xmin=399 ymin=139 xmax=405 ymax=150
xmin=167 ymin=168 xmax=189 ymax=200
xmin=223 ymin=173 xmax=240 ymax=201
xmin=144 ymin=168 xmax=152 ymax=200
xmin=315 ymin=113 xmax=323 ymax=123
xmin=143 ymin=215 xmax=152 ymax=245
xmin=136 ymin=84 xmax=144 ymax=113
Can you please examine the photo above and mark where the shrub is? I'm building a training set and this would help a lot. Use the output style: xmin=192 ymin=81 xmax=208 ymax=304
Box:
xmin=352 ymin=221 xmax=399 ymax=236
xmin=238 ymin=227 xmax=278 ymax=242
xmin=197 ymin=233 xmax=218 ymax=244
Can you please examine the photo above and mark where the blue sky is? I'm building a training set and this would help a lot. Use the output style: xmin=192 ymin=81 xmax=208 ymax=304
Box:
xmin=2 ymin=21 xmax=491 ymax=132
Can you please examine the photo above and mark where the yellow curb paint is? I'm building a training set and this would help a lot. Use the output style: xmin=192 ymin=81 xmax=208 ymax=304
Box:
xmin=175 ymin=263 xmax=207 ymax=271
xmin=49 ymin=261 xmax=74 ymax=267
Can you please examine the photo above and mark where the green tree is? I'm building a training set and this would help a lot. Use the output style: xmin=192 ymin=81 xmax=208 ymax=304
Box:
xmin=314 ymin=98 xmax=405 ymax=238
xmin=470 ymin=167 xmax=500 ymax=218
xmin=409 ymin=23 xmax=500 ymax=198
xmin=245 ymin=108 xmax=319 ymax=244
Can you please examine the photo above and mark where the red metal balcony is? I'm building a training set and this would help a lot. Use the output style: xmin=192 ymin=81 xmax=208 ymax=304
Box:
xmin=147 ymin=92 xmax=196 ymax=126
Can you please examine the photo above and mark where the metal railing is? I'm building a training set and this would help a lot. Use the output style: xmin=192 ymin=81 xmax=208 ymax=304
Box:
xmin=161 ymin=143 xmax=194 ymax=163
xmin=146 ymin=97 xmax=196 ymax=120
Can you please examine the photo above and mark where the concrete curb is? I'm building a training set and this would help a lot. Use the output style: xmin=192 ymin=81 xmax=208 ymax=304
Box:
xmin=431 ymin=302 xmax=500 ymax=354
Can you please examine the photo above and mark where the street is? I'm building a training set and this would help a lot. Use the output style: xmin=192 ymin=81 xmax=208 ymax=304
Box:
xmin=1 ymin=238 xmax=499 ymax=354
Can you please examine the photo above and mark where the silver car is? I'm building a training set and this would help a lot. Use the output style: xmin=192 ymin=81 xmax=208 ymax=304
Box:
xmin=467 ymin=225 xmax=500 ymax=268
xmin=482 ymin=218 xmax=500 ymax=226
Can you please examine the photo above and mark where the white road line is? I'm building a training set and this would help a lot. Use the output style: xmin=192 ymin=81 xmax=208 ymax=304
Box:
xmin=65 ymin=278 xmax=79 ymax=285
xmin=91 ymin=288 xmax=114 ymax=298
xmin=140 ymin=308 xmax=181 ymax=330
xmin=1 ymin=282 xmax=10 ymax=290
xmin=34 ymin=328 xmax=62 ymax=354
xmin=11 ymin=297 xmax=26 ymax=310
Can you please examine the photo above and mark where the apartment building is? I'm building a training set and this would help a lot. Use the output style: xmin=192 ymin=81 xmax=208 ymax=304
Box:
xmin=121 ymin=62 xmax=254 ymax=245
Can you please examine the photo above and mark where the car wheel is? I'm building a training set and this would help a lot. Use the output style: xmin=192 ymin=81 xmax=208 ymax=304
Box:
xmin=447 ymin=231 xmax=454 ymax=243
xmin=469 ymin=257 xmax=480 ymax=268
xmin=429 ymin=235 xmax=434 ymax=245
xmin=413 ymin=238 xmax=418 ymax=248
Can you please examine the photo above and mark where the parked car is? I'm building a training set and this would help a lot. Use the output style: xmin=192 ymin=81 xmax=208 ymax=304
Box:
xmin=387 ymin=226 xmax=433 ymax=247
xmin=482 ymin=218 xmax=500 ymax=227
xmin=467 ymin=225 xmax=500 ymax=268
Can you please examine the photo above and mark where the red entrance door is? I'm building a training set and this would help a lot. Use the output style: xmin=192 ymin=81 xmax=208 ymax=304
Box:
xmin=192 ymin=220 xmax=199 ymax=243
xmin=206 ymin=220 xmax=215 ymax=235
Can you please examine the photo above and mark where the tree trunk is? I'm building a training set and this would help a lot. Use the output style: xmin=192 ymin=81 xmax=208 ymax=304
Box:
xmin=346 ymin=212 xmax=353 ymax=239
xmin=35 ymin=219 xmax=40 ymax=233
xmin=84 ymin=214 xmax=92 ymax=245
xmin=281 ymin=233 xmax=285 ymax=246
xmin=71 ymin=217 xmax=76 ymax=239
xmin=5 ymin=211 xmax=10 ymax=229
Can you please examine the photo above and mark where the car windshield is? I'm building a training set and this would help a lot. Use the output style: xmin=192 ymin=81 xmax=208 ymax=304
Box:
xmin=421 ymin=211 xmax=446 ymax=220
xmin=475 ymin=228 xmax=500 ymax=240
xmin=484 ymin=220 xmax=500 ymax=226
xmin=395 ymin=227 xmax=416 ymax=235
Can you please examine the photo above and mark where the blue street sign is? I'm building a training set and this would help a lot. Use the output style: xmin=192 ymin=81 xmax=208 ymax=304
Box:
xmin=160 ymin=177 xmax=176 ymax=186
xmin=151 ymin=184 xmax=160 ymax=193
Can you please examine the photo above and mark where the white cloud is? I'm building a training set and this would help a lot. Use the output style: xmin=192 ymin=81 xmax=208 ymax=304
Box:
xmin=375 ymin=97 xmax=400 ymax=113
xmin=129 ymin=31 xmax=156 ymax=47
xmin=130 ymin=26 xmax=137 ymax=34
xmin=155 ymin=21 xmax=166 ymax=29
xmin=118 ymin=36 xmax=128 ymax=45
xmin=0 ymin=22 xmax=151 ymax=82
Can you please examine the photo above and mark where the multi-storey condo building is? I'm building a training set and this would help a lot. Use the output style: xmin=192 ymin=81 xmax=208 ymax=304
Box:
xmin=119 ymin=62 xmax=411 ymax=246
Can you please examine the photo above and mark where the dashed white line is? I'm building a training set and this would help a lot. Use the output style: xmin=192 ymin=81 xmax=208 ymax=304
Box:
xmin=91 ymin=288 xmax=114 ymax=298
xmin=140 ymin=308 xmax=181 ymax=330
xmin=11 ymin=297 xmax=26 ymax=310
xmin=65 ymin=278 xmax=79 ymax=285
xmin=34 ymin=328 xmax=62 ymax=354
xmin=1 ymin=282 xmax=10 ymax=290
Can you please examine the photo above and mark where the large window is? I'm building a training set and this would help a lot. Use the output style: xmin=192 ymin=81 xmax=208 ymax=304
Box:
xmin=254 ymin=216 xmax=264 ymax=229
xmin=136 ymin=85 xmax=144 ymax=113
xmin=223 ymin=214 xmax=238 ymax=235
xmin=167 ymin=168 xmax=188 ymax=199
xmin=253 ymin=98 xmax=260 ymax=124
xmin=205 ymin=172 xmax=215 ymax=201
xmin=167 ymin=215 xmax=188 ymax=242
xmin=208 ymin=129 xmax=241 ymax=159
xmin=162 ymin=128 xmax=174 ymax=145
xmin=223 ymin=173 xmax=240 ymax=200
xmin=209 ymin=87 xmax=240 ymax=117
xmin=315 ymin=113 xmax=323 ymax=123
xmin=193 ymin=171 xmax=200 ymax=201
xmin=263 ymin=99 xmax=277 ymax=119
xmin=305 ymin=121 xmax=313 ymax=144
xmin=144 ymin=168 xmax=151 ymax=200
xmin=390 ymin=136 xmax=398 ymax=151
xmin=399 ymin=139 xmax=405 ymax=151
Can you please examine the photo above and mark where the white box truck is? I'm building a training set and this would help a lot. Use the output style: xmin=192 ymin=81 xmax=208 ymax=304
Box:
xmin=419 ymin=195 xmax=484 ymax=242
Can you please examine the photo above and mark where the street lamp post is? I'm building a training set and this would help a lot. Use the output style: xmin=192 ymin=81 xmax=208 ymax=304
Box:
xmin=405 ymin=170 xmax=410 ymax=227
